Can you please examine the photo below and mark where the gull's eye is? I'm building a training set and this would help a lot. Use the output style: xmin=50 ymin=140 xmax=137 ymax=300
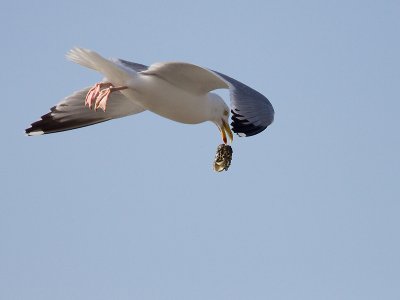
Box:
xmin=223 ymin=110 xmax=228 ymax=116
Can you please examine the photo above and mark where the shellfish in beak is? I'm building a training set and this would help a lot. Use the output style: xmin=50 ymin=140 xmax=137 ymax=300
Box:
xmin=213 ymin=144 xmax=233 ymax=172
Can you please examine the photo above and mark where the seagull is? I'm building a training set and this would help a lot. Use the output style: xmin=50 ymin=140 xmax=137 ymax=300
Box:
xmin=26 ymin=48 xmax=274 ymax=147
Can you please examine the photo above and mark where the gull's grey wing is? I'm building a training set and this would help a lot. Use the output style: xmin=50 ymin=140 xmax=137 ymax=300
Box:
xmin=140 ymin=62 xmax=229 ymax=94
xmin=210 ymin=70 xmax=274 ymax=137
xmin=26 ymin=87 xmax=145 ymax=135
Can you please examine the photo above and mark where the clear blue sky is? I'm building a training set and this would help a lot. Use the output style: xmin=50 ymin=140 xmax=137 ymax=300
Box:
xmin=1 ymin=1 xmax=399 ymax=299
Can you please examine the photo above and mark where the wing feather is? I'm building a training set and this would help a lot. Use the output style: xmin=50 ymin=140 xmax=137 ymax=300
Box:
xmin=209 ymin=70 xmax=275 ymax=137
xmin=26 ymin=87 xmax=145 ymax=135
xmin=141 ymin=62 xmax=228 ymax=94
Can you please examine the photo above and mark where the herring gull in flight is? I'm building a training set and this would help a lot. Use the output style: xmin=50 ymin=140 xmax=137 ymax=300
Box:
xmin=26 ymin=48 xmax=274 ymax=166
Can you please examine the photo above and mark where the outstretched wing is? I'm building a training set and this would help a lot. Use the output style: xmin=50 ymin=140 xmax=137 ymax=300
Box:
xmin=26 ymin=87 xmax=145 ymax=135
xmin=210 ymin=70 xmax=274 ymax=137
xmin=141 ymin=62 xmax=228 ymax=94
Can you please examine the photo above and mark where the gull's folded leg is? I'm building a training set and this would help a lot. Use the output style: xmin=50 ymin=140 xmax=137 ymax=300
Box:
xmin=94 ymin=85 xmax=128 ymax=111
xmin=85 ymin=82 xmax=113 ymax=109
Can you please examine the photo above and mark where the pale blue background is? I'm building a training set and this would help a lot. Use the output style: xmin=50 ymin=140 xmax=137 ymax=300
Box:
xmin=1 ymin=1 xmax=399 ymax=299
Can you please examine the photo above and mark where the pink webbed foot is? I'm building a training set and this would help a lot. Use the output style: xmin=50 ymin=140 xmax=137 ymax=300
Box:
xmin=85 ymin=83 xmax=128 ymax=112
xmin=95 ymin=88 xmax=112 ymax=111
xmin=85 ymin=83 xmax=112 ymax=109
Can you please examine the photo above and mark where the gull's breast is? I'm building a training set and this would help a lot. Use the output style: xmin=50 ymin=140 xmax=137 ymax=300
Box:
xmin=122 ymin=74 xmax=211 ymax=124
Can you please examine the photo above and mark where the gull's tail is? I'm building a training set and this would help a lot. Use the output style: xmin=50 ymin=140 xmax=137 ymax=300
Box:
xmin=66 ymin=47 xmax=102 ymax=70
xmin=66 ymin=47 xmax=137 ymax=84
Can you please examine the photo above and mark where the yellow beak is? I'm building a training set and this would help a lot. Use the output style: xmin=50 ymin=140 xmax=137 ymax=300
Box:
xmin=220 ymin=119 xmax=233 ymax=144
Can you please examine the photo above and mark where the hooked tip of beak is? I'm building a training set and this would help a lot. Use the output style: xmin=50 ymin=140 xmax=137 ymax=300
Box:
xmin=220 ymin=119 xmax=233 ymax=144
xmin=222 ymin=132 xmax=227 ymax=144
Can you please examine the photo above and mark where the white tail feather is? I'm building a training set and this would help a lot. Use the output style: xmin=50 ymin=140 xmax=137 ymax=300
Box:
xmin=66 ymin=47 xmax=138 ymax=85
xmin=66 ymin=47 xmax=104 ymax=70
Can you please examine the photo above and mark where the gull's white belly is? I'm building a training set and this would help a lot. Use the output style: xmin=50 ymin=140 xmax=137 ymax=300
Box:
xmin=120 ymin=74 xmax=211 ymax=124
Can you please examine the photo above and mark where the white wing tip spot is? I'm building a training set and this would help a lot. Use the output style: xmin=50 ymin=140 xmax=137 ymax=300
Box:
xmin=27 ymin=130 xmax=44 ymax=136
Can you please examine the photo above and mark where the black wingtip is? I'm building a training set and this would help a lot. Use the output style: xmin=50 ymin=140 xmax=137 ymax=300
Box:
xmin=25 ymin=105 xmax=109 ymax=136
xmin=230 ymin=110 xmax=268 ymax=137
xmin=25 ymin=106 xmax=59 ymax=135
